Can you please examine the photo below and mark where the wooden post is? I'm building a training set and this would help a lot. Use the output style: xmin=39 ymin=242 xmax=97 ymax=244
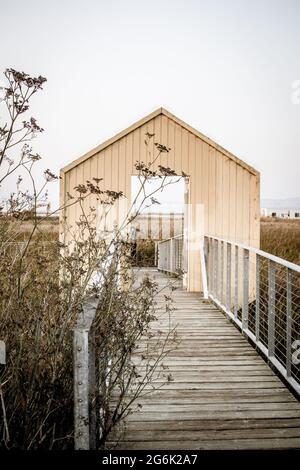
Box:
xmin=73 ymin=297 xmax=97 ymax=450
xmin=88 ymin=327 xmax=96 ymax=449
xmin=73 ymin=329 xmax=90 ymax=450
xmin=182 ymin=177 xmax=189 ymax=289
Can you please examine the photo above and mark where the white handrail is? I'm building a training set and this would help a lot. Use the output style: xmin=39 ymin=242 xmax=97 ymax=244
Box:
xmin=206 ymin=235 xmax=300 ymax=274
xmin=157 ymin=234 xmax=184 ymax=275
xmin=205 ymin=235 xmax=300 ymax=396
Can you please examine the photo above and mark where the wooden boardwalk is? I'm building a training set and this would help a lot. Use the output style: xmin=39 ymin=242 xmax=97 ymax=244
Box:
xmin=110 ymin=269 xmax=300 ymax=450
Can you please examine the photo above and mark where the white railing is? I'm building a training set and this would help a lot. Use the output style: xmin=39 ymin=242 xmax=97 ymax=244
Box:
xmin=204 ymin=236 xmax=300 ymax=395
xmin=157 ymin=235 xmax=183 ymax=275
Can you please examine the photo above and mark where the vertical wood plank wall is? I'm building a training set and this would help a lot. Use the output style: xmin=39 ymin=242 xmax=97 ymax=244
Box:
xmin=61 ymin=113 xmax=260 ymax=292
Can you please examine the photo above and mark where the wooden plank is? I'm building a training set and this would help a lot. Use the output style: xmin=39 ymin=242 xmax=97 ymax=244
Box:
xmin=126 ymin=403 xmax=300 ymax=412
xmin=112 ymin=437 xmax=300 ymax=450
xmin=103 ymin=147 xmax=113 ymax=231
xmin=181 ymin=128 xmax=189 ymax=175
xmin=126 ymin=409 xmax=300 ymax=420
xmin=124 ymin=417 xmax=300 ymax=431
xmin=115 ymin=427 xmax=300 ymax=442
xmin=249 ymin=173 xmax=259 ymax=247
xmin=125 ymin=131 xmax=133 ymax=194
xmin=201 ymin=141 xmax=209 ymax=233
xmin=139 ymin=123 xmax=148 ymax=165
xmin=117 ymin=394 xmax=295 ymax=405
xmin=89 ymin=155 xmax=98 ymax=215
xmin=68 ymin=168 xmax=77 ymax=225
xmin=139 ymin=382 xmax=285 ymax=390
xmin=243 ymin=170 xmax=250 ymax=244
xmin=161 ymin=115 xmax=169 ymax=167
xmin=117 ymin=269 xmax=300 ymax=450
xmin=132 ymin=128 xmax=140 ymax=170
xmin=154 ymin=115 xmax=162 ymax=168
xmin=167 ymin=117 xmax=175 ymax=172
xmin=174 ymin=123 xmax=182 ymax=175
xmin=236 ymin=166 xmax=244 ymax=243
xmin=222 ymin=157 xmax=230 ymax=239
xmin=118 ymin=137 xmax=127 ymax=226
xmin=111 ymin=142 xmax=119 ymax=223
xmin=215 ymin=151 xmax=223 ymax=238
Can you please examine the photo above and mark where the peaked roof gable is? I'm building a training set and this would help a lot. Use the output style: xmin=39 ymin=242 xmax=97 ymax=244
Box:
xmin=61 ymin=107 xmax=259 ymax=176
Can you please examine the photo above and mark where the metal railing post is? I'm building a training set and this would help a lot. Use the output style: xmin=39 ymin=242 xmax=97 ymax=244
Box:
xmin=268 ymin=260 xmax=276 ymax=358
xmin=286 ymin=268 xmax=292 ymax=378
xmin=209 ymin=238 xmax=213 ymax=294
xmin=255 ymin=254 xmax=260 ymax=342
xmin=234 ymin=245 xmax=239 ymax=319
xmin=203 ymin=237 xmax=208 ymax=284
xmin=242 ymin=249 xmax=249 ymax=330
xmin=226 ymin=242 xmax=231 ymax=312
xmin=220 ymin=241 xmax=224 ymax=304
xmin=204 ymin=234 xmax=300 ymax=396
xmin=156 ymin=235 xmax=184 ymax=275
xmin=214 ymin=239 xmax=219 ymax=298
xmin=212 ymin=239 xmax=215 ymax=295
xmin=200 ymin=237 xmax=208 ymax=299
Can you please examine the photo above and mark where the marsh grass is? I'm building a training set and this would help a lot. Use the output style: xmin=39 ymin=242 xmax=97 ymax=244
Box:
xmin=261 ymin=218 xmax=300 ymax=265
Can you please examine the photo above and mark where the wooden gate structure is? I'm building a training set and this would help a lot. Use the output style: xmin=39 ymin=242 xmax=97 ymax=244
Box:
xmin=60 ymin=107 xmax=260 ymax=292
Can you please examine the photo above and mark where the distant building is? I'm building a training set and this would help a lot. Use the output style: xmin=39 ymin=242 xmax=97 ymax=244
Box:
xmin=261 ymin=208 xmax=300 ymax=219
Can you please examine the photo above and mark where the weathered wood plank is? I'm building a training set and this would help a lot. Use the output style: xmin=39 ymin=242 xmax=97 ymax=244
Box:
xmin=125 ymin=409 xmax=300 ymax=421
xmin=125 ymin=402 xmax=300 ymax=412
xmin=114 ymin=427 xmax=300 ymax=442
xmin=115 ymin=269 xmax=300 ymax=450
xmin=110 ymin=437 xmax=300 ymax=450
xmin=124 ymin=417 xmax=300 ymax=431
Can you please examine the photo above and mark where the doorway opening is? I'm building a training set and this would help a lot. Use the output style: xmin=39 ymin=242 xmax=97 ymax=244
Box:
xmin=130 ymin=175 xmax=189 ymax=271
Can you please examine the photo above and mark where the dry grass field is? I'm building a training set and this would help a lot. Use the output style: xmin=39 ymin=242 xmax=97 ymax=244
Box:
xmin=11 ymin=216 xmax=59 ymax=241
xmin=260 ymin=218 xmax=300 ymax=265
xmin=15 ymin=216 xmax=299 ymax=264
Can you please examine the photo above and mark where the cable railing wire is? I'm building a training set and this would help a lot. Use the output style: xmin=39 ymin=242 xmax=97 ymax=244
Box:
xmin=157 ymin=234 xmax=184 ymax=276
xmin=204 ymin=235 xmax=300 ymax=395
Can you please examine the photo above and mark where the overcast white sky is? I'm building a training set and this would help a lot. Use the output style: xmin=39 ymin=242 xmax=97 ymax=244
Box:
xmin=0 ymin=0 xmax=299 ymax=208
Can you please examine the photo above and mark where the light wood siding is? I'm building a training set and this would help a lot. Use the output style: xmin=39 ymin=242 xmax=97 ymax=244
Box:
xmin=61 ymin=109 xmax=260 ymax=292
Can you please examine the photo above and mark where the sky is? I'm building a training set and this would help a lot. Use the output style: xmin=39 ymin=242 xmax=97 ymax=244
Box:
xmin=0 ymin=0 xmax=299 ymax=209
xmin=131 ymin=177 xmax=185 ymax=214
